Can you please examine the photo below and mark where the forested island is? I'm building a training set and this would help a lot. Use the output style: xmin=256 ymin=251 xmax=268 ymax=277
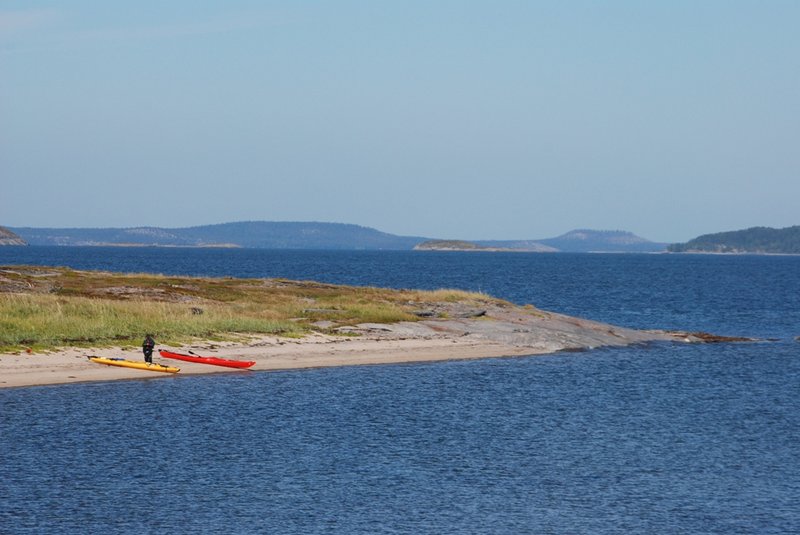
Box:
xmin=668 ymin=226 xmax=800 ymax=254
xmin=7 ymin=222 xmax=425 ymax=250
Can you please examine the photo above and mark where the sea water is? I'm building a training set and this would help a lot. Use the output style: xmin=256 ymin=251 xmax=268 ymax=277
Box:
xmin=1 ymin=248 xmax=798 ymax=533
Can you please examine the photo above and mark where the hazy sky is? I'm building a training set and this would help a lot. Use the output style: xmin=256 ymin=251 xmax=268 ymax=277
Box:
xmin=2 ymin=1 xmax=798 ymax=242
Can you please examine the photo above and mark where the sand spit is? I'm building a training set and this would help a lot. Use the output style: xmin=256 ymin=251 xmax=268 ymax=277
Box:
xmin=0 ymin=303 xmax=728 ymax=389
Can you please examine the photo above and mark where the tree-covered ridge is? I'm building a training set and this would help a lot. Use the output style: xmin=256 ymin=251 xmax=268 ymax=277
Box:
xmin=668 ymin=226 xmax=800 ymax=253
xmin=10 ymin=222 xmax=427 ymax=250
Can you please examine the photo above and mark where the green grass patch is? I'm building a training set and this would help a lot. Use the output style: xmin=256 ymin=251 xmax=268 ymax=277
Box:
xmin=0 ymin=294 xmax=302 ymax=351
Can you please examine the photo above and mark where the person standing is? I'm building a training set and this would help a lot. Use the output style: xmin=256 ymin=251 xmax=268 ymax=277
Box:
xmin=142 ymin=334 xmax=155 ymax=364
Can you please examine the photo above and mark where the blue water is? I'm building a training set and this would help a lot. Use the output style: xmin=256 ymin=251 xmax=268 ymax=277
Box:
xmin=1 ymin=247 xmax=799 ymax=533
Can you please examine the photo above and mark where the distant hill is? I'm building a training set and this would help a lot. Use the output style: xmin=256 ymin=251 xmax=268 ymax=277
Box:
xmin=0 ymin=226 xmax=26 ymax=246
xmin=538 ymin=230 xmax=666 ymax=253
xmin=668 ymin=226 xmax=800 ymax=254
xmin=11 ymin=222 xmax=427 ymax=250
xmin=476 ymin=230 xmax=665 ymax=253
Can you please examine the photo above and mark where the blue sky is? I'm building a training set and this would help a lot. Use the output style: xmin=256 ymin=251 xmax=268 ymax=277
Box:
xmin=1 ymin=1 xmax=798 ymax=242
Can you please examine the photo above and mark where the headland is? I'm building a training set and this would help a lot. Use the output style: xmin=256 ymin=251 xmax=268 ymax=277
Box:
xmin=0 ymin=266 xmax=742 ymax=388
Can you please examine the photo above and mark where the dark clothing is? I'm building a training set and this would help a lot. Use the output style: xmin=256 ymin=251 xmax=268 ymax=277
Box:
xmin=143 ymin=335 xmax=155 ymax=364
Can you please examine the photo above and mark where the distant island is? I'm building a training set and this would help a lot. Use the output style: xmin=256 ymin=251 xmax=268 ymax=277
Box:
xmin=668 ymin=226 xmax=800 ymax=254
xmin=5 ymin=222 xmax=667 ymax=253
xmin=414 ymin=240 xmax=523 ymax=252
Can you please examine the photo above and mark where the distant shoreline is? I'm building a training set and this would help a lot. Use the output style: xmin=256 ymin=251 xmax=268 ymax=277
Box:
xmin=665 ymin=251 xmax=800 ymax=257
xmin=6 ymin=223 xmax=666 ymax=252
xmin=6 ymin=243 xmax=800 ymax=255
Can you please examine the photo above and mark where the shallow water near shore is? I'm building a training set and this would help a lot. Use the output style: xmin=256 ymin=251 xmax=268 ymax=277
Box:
xmin=1 ymin=248 xmax=799 ymax=533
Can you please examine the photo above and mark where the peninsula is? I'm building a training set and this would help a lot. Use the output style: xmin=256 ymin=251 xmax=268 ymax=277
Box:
xmin=0 ymin=266 xmax=738 ymax=388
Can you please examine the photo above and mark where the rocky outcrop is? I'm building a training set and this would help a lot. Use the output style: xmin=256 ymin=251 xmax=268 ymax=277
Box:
xmin=336 ymin=302 xmax=755 ymax=354
xmin=0 ymin=227 xmax=26 ymax=246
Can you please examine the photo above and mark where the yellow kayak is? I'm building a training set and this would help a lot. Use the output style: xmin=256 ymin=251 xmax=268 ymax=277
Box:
xmin=88 ymin=356 xmax=180 ymax=374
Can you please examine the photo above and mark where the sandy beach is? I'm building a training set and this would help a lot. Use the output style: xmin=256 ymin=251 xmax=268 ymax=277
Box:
xmin=0 ymin=334 xmax=541 ymax=389
xmin=1 ymin=303 xmax=697 ymax=389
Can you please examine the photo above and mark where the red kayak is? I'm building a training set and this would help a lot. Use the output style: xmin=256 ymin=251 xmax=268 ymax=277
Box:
xmin=158 ymin=350 xmax=255 ymax=369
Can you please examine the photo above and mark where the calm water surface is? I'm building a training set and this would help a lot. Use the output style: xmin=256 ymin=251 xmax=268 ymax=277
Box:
xmin=1 ymin=247 xmax=799 ymax=533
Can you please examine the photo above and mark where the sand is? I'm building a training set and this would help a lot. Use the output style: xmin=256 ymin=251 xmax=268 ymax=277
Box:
xmin=0 ymin=335 xmax=543 ymax=389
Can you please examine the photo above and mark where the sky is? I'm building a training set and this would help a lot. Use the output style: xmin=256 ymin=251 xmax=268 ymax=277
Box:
xmin=1 ymin=1 xmax=798 ymax=243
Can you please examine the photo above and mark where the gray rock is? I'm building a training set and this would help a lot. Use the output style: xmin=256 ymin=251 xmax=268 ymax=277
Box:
xmin=336 ymin=302 xmax=739 ymax=355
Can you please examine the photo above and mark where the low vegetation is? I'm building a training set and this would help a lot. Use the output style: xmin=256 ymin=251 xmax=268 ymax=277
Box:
xmin=0 ymin=266 xmax=503 ymax=352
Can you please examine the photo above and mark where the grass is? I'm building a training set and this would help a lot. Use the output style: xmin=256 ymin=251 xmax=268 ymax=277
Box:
xmin=0 ymin=266 xmax=506 ymax=352
xmin=0 ymin=294 xmax=300 ymax=350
